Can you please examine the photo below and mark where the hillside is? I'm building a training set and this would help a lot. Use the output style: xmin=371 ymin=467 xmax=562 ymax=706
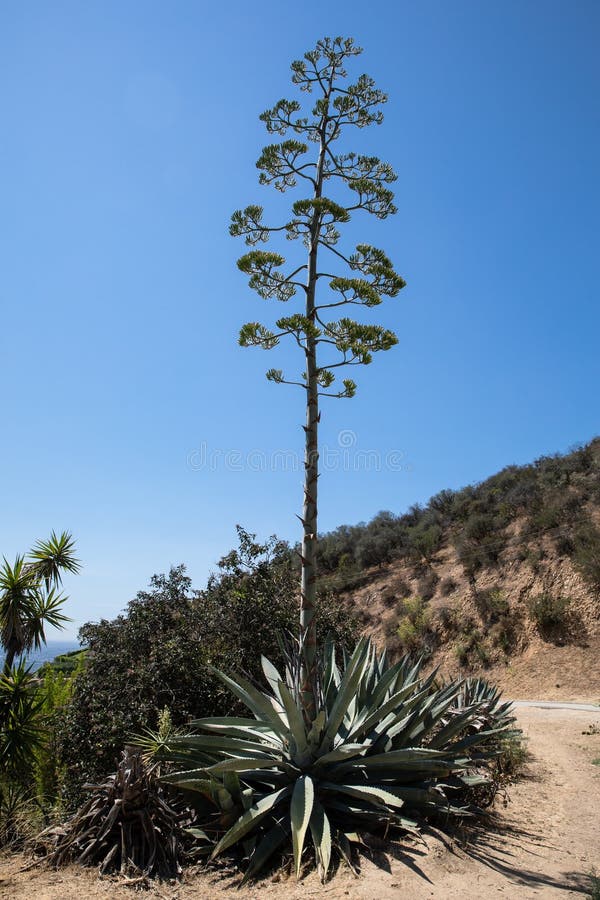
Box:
xmin=317 ymin=438 xmax=600 ymax=699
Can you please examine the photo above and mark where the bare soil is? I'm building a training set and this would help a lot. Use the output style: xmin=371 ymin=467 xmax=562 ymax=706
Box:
xmin=2 ymin=705 xmax=599 ymax=899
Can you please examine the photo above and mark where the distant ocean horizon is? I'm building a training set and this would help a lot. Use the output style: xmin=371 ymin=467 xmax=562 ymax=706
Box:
xmin=0 ymin=640 xmax=83 ymax=672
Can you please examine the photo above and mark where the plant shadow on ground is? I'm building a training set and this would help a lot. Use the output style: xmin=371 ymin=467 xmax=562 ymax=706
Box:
xmin=538 ymin=613 xmax=590 ymax=649
xmin=449 ymin=815 xmax=593 ymax=895
xmin=359 ymin=832 xmax=434 ymax=883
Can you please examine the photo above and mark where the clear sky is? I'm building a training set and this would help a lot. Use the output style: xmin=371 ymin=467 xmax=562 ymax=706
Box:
xmin=1 ymin=1 xmax=599 ymax=638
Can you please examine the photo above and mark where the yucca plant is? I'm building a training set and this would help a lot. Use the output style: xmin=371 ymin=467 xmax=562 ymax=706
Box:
xmin=0 ymin=531 xmax=79 ymax=673
xmin=145 ymin=637 xmax=515 ymax=883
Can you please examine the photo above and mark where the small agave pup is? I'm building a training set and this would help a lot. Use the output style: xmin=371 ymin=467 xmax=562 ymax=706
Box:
xmin=230 ymin=36 xmax=405 ymax=716
xmin=152 ymin=639 xmax=518 ymax=882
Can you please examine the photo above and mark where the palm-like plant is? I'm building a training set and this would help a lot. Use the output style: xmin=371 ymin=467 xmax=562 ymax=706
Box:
xmin=0 ymin=531 xmax=79 ymax=673
xmin=29 ymin=531 xmax=81 ymax=592
xmin=146 ymin=638 xmax=515 ymax=882
xmin=0 ymin=661 xmax=45 ymax=780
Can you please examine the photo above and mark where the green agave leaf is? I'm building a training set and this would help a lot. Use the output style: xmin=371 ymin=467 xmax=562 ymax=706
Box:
xmin=213 ymin=668 xmax=288 ymax=738
xmin=291 ymin=775 xmax=314 ymax=878
xmin=241 ymin=820 xmax=290 ymax=884
xmin=370 ymin=784 xmax=442 ymax=806
xmin=161 ymin=765 xmax=220 ymax=784
xmin=322 ymin=641 xmax=342 ymax=708
xmin=348 ymin=681 xmax=421 ymax=741
xmin=367 ymin=685 xmax=441 ymax=751
xmin=206 ymin=756 xmax=283 ymax=775
xmin=307 ymin=709 xmax=326 ymax=749
xmin=223 ymin=770 xmax=242 ymax=803
xmin=459 ymin=774 xmax=490 ymax=787
xmin=189 ymin=717 xmax=281 ymax=745
xmin=313 ymin=743 xmax=367 ymax=769
xmin=211 ymin=786 xmax=292 ymax=858
xmin=336 ymin=830 xmax=359 ymax=874
xmin=396 ymin=691 xmax=460 ymax=747
xmin=185 ymin=827 xmax=211 ymax=842
xmin=428 ymin=703 xmax=487 ymax=749
xmin=189 ymin=716 xmax=274 ymax=730
xmin=161 ymin=775 xmax=216 ymax=793
xmin=320 ymin=781 xmax=404 ymax=810
xmin=261 ymin=656 xmax=285 ymax=703
xmin=381 ymin=686 xmax=452 ymax=747
xmin=337 ymin=745 xmax=458 ymax=773
xmin=217 ymin=786 xmax=235 ymax=812
xmin=309 ymin=798 xmax=332 ymax=883
xmin=325 ymin=797 xmax=392 ymax=822
xmin=168 ymin=733 xmax=276 ymax=756
xmin=450 ymin=727 xmax=509 ymax=753
xmin=319 ymin=638 xmax=370 ymax=752
xmin=277 ymin=679 xmax=308 ymax=759
xmin=367 ymin=660 xmax=408 ymax=706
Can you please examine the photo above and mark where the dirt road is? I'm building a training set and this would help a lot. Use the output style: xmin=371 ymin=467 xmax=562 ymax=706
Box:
xmin=1 ymin=704 xmax=599 ymax=899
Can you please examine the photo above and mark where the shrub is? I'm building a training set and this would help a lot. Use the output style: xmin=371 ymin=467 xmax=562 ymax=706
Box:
xmin=437 ymin=603 xmax=459 ymax=631
xmin=417 ymin=571 xmax=439 ymax=602
xmin=453 ymin=626 xmax=489 ymax=669
xmin=454 ymin=642 xmax=470 ymax=667
xmin=474 ymin=588 xmax=509 ymax=623
xmin=396 ymin=597 xmax=432 ymax=653
xmin=440 ymin=577 xmax=458 ymax=597
xmin=34 ymin=664 xmax=79 ymax=806
xmin=495 ymin=733 xmax=529 ymax=776
xmin=528 ymin=594 xmax=571 ymax=630
xmin=456 ymin=531 xmax=505 ymax=577
xmin=572 ymin=522 xmax=600 ymax=589
xmin=406 ymin=521 xmax=443 ymax=563
xmin=555 ymin=533 xmax=575 ymax=557
xmin=519 ymin=546 xmax=545 ymax=573
xmin=489 ymin=619 xmax=516 ymax=655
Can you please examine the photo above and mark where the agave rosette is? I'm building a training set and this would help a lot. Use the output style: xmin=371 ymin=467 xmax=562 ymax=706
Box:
xmin=155 ymin=638 xmax=513 ymax=881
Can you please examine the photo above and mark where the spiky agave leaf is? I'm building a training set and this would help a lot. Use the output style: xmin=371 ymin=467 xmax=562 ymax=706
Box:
xmin=148 ymin=639 xmax=515 ymax=882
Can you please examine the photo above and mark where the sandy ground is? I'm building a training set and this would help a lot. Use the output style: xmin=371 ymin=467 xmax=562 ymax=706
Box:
xmin=1 ymin=705 xmax=599 ymax=899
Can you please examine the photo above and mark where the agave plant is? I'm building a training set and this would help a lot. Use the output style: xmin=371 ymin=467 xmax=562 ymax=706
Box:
xmin=444 ymin=676 xmax=518 ymax=741
xmin=35 ymin=748 xmax=195 ymax=879
xmin=147 ymin=638 xmax=514 ymax=882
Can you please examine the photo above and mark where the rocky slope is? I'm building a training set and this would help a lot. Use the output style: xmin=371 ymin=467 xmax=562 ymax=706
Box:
xmin=325 ymin=439 xmax=600 ymax=700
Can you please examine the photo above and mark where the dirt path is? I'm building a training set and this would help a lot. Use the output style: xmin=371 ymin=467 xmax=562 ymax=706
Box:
xmin=1 ymin=706 xmax=599 ymax=899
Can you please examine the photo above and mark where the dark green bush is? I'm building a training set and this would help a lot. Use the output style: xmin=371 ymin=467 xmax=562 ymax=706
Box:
xmin=572 ymin=522 xmax=600 ymax=589
xmin=407 ymin=521 xmax=443 ymax=562
xmin=528 ymin=593 xmax=571 ymax=630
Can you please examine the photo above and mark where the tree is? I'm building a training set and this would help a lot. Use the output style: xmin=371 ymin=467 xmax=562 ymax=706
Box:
xmin=231 ymin=36 xmax=405 ymax=714
xmin=0 ymin=532 xmax=79 ymax=674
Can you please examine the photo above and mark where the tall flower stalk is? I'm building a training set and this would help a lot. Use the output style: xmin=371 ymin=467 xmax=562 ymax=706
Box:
xmin=231 ymin=37 xmax=405 ymax=716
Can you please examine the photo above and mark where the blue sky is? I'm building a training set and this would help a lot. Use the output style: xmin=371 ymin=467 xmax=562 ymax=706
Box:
xmin=1 ymin=1 xmax=598 ymax=638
